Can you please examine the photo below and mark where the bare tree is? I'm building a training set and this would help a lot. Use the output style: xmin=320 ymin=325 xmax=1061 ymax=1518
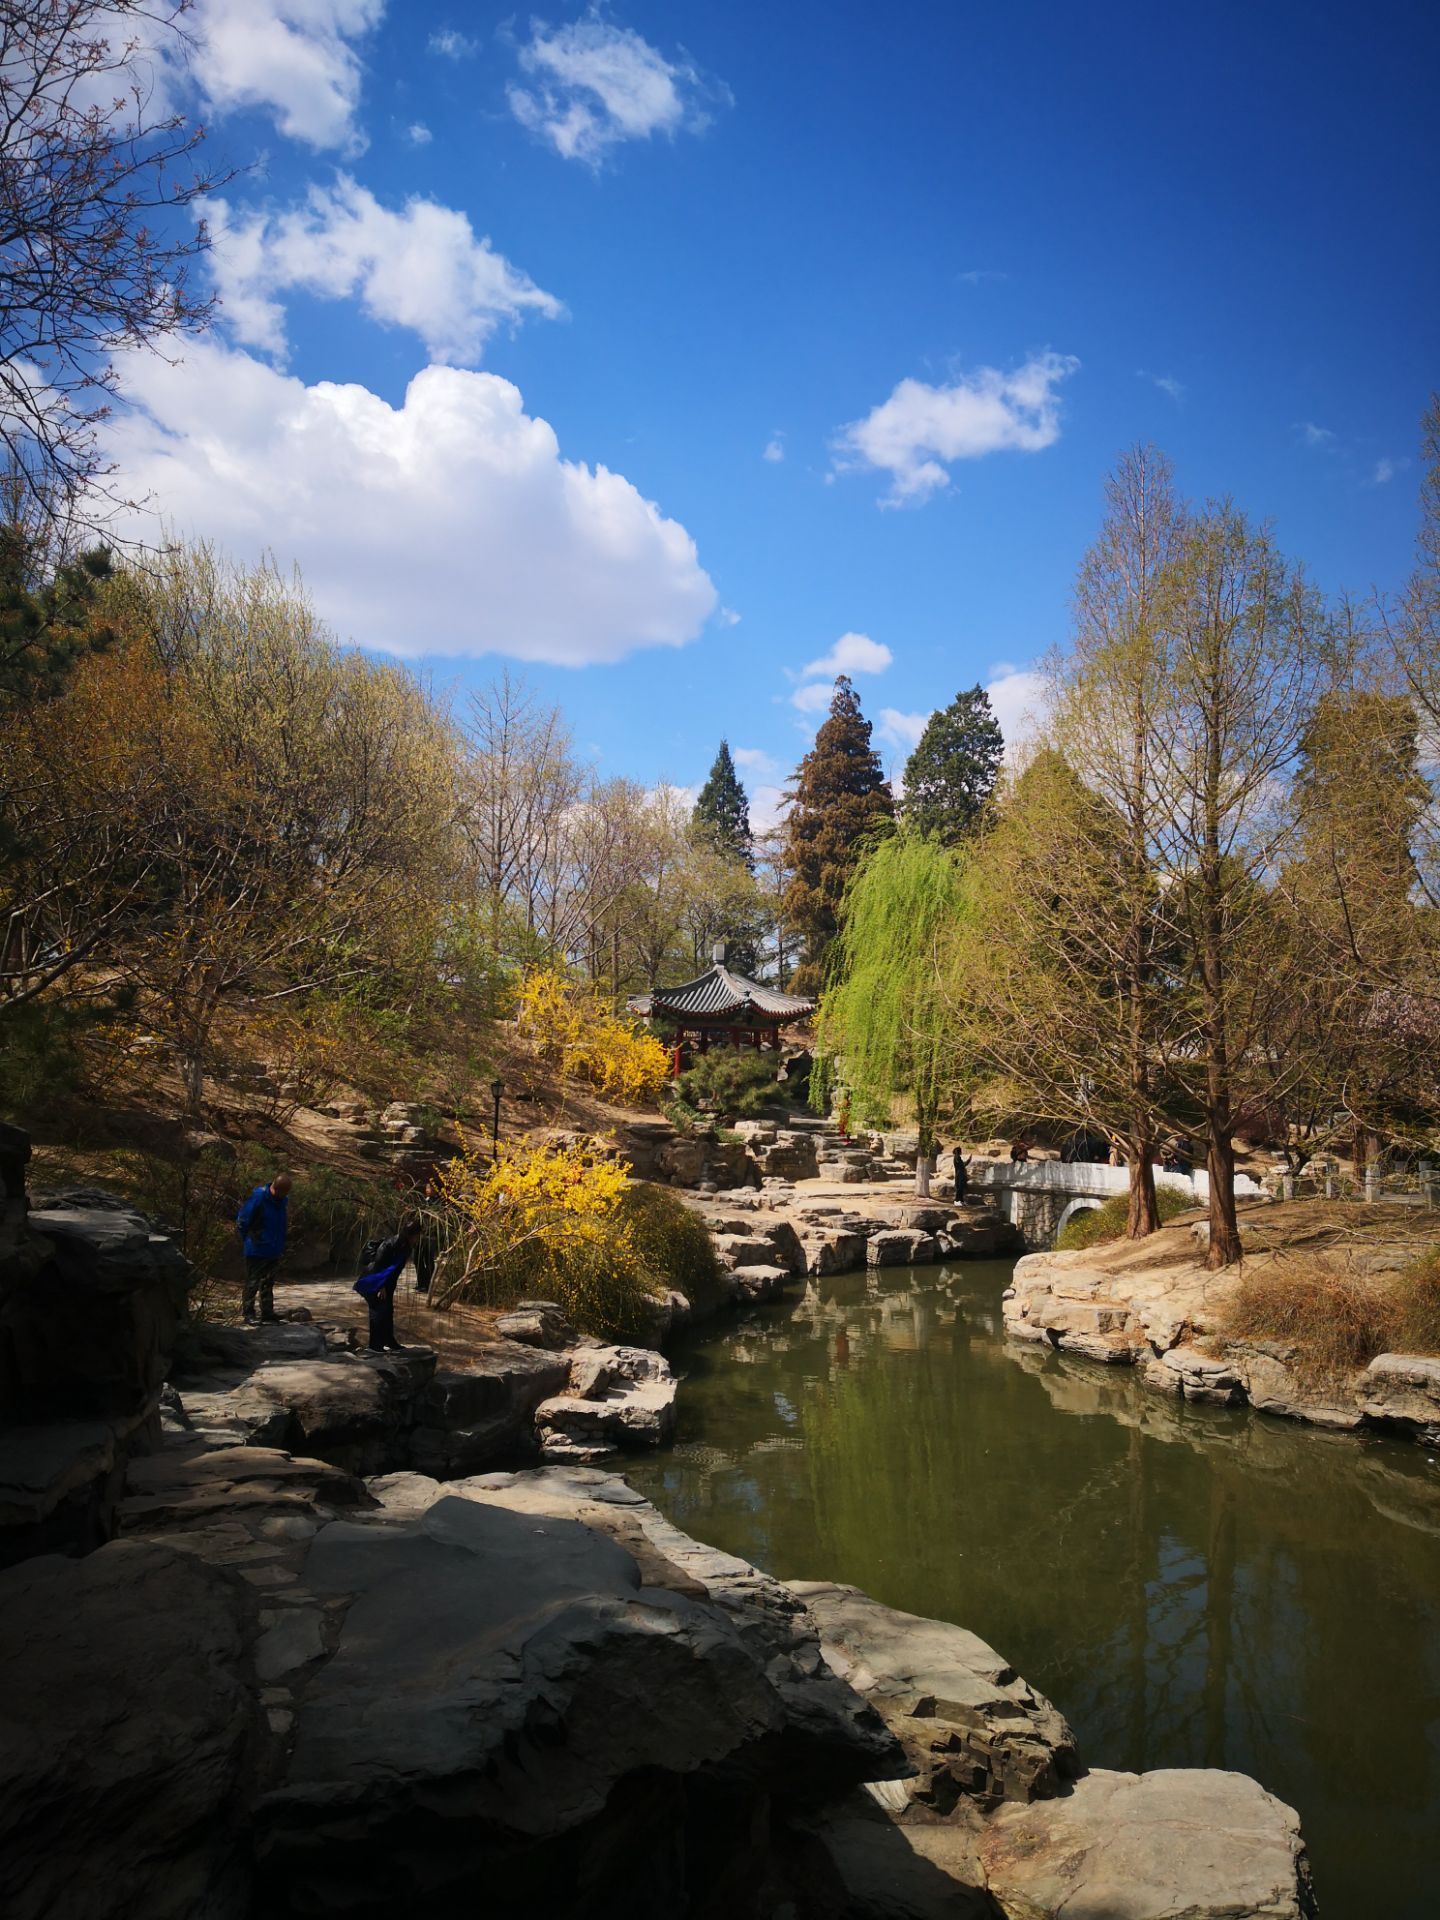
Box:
xmin=0 ymin=0 xmax=228 ymax=527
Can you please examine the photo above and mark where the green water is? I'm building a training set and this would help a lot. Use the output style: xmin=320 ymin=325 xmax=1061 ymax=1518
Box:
xmin=626 ymin=1260 xmax=1440 ymax=1920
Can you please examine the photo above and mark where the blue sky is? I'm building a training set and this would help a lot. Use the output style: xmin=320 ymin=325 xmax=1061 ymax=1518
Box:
xmin=113 ymin=0 xmax=1439 ymax=822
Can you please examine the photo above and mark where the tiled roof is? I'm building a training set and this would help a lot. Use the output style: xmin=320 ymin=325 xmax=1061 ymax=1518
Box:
xmin=628 ymin=964 xmax=815 ymax=1021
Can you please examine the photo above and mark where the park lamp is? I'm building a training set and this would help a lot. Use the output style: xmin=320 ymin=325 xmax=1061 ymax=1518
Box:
xmin=489 ymin=1077 xmax=504 ymax=1162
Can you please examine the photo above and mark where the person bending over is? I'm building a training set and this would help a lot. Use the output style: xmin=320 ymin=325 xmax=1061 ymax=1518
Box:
xmin=355 ymin=1213 xmax=420 ymax=1352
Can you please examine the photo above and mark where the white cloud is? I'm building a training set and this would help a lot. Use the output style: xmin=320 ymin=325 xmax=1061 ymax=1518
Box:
xmin=1297 ymin=421 xmax=1335 ymax=449
xmin=1371 ymin=456 xmax=1400 ymax=486
xmin=507 ymin=16 xmax=723 ymax=165
xmin=956 ymin=268 xmax=1007 ymax=286
xmin=749 ymin=783 xmax=789 ymax=832
xmin=105 ymin=340 xmax=718 ymax=667
xmin=762 ymin=433 xmax=785 ymax=463
xmin=835 ymin=351 xmax=1079 ymax=506
xmin=716 ymin=606 xmax=741 ymax=627
xmin=191 ymin=0 xmax=385 ymax=153
xmin=800 ymin=632 xmax=893 ymax=679
xmin=791 ymin=680 xmax=839 ymax=715
xmin=733 ymin=746 xmax=779 ymax=778
xmin=208 ymin=177 xmax=561 ymax=364
xmin=985 ymin=662 xmax=1047 ymax=753
xmin=405 ymin=121 xmax=432 ymax=146
xmin=428 ymin=27 xmax=477 ymax=59
xmin=1138 ymin=369 xmax=1185 ymax=403
xmin=877 ymin=708 xmax=930 ymax=752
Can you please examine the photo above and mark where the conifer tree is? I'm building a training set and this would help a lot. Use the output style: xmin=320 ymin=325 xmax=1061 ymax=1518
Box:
xmin=901 ymin=685 xmax=1003 ymax=842
xmin=692 ymin=739 xmax=754 ymax=870
xmin=783 ymin=676 xmax=894 ymax=993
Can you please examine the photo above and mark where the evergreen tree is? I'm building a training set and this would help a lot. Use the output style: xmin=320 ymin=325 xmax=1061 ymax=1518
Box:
xmin=783 ymin=677 xmax=894 ymax=993
xmin=901 ymin=685 xmax=1004 ymax=842
xmin=692 ymin=739 xmax=753 ymax=870
xmin=0 ymin=529 xmax=117 ymax=702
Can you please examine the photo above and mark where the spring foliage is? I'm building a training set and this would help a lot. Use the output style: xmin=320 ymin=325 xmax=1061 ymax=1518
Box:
xmin=515 ymin=968 xmax=670 ymax=1105
xmin=817 ymin=831 xmax=969 ymax=1154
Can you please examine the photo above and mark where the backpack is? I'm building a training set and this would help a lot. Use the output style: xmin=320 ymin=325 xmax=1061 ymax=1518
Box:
xmin=358 ymin=1235 xmax=384 ymax=1272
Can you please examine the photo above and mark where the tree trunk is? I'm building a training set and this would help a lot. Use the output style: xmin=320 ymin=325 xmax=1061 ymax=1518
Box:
xmin=183 ymin=1045 xmax=205 ymax=1120
xmin=915 ymin=1155 xmax=932 ymax=1199
xmin=1205 ymin=1121 xmax=1242 ymax=1267
xmin=1126 ymin=1144 xmax=1160 ymax=1237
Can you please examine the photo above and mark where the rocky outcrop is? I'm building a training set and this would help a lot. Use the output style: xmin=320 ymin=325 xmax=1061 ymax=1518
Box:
xmin=979 ymin=1768 xmax=1316 ymax=1919
xmin=0 ymin=1140 xmax=198 ymax=1567
xmin=1005 ymin=1234 xmax=1440 ymax=1444
xmin=535 ymin=1344 xmax=678 ymax=1460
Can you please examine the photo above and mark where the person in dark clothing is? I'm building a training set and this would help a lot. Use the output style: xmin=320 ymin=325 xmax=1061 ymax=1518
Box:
xmin=237 ymin=1173 xmax=292 ymax=1323
xmin=357 ymin=1213 xmax=420 ymax=1352
xmin=952 ymin=1146 xmax=970 ymax=1203
xmin=1009 ymin=1139 xmax=1031 ymax=1164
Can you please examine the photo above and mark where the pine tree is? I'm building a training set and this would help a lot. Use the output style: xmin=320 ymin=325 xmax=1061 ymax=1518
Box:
xmin=783 ymin=676 xmax=894 ymax=993
xmin=901 ymin=685 xmax=1003 ymax=842
xmin=692 ymin=739 xmax=753 ymax=870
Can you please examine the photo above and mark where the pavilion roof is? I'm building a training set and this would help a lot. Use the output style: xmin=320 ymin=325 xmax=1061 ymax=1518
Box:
xmin=628 ymin=963 xmax=815 ymax=1022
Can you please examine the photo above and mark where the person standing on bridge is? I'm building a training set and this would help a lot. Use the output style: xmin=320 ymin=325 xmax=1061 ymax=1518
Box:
xmin=952 ymin=1145 xmax=970 ymax=1203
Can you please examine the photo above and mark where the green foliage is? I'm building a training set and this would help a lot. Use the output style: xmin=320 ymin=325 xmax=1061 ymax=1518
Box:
xmin=617 ymin=1180 xmax=729 ymax=1317
xmin=0 ymin=531 xmax=117 ymax=703
xmin=783 ymin=676 xmax=895 ymax=993
xmin=692 ymin=739 xmax=754 ymax=870
xmin=817 ymin=831 xmax=969 ymax=1156
xmin=676 ymin=1046 xmax=781 ymax=1117
xmin=901 ymin=685 xmax=1004 ymax=843
xmin=1055 ymin=1186 xmax=1193 ymax=1250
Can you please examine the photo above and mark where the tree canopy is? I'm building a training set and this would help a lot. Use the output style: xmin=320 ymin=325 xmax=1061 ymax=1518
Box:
xmin=901 ymin=685 xmax=1003 ymax=842
xmin=782 ymin=676 xmax=894 ymax=994
xmin=692 ymin=739 xmax=753 ymax=869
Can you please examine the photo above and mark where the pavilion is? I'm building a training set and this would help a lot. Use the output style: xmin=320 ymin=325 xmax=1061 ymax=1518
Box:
xmin=628 ymin=947 xmax=815 ymax=1076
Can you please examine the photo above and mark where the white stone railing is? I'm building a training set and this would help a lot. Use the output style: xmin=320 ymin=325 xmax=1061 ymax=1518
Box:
xmin=966 ymin=1158 xmax=1265 ymax=1204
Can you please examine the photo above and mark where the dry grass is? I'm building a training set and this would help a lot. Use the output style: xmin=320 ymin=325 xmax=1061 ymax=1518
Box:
xmin=1225 ymin=1245 xmax=1440 ymax=1380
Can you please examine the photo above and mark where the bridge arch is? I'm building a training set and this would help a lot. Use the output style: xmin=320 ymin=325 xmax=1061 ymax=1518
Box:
xmin=1056 ymin=1197 xmax=1105 ymax=1238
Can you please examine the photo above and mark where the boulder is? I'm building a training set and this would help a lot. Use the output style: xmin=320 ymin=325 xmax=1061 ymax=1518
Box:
xmin=0 ymin=1539 xmax=257 ymax=1920
xmin=979 ymin=1767 xmax=1315 ymax=1919
xmin=495 ymin=1299 xmax=577 ymax=1348
xmin=410 ymin=1347 xmax=570 ymax=1476
xmin=867 ymin=1230 xmax=934 ymax=1268
xmin=731 ymin=1264 xmax=792 ymax=1303
xmin=791 ymin=1581 xmax=1078 ymax=1810
xmin=256 ymin=1492 xmax=906 ymax=1914
xmin=536 ymin=1346 xmax=678 ymax=1457
xmin=219 ymin=1350 xmax=436 ymax=1475
xmin=1357 ymin=1352 xmax=1440 ymax=1443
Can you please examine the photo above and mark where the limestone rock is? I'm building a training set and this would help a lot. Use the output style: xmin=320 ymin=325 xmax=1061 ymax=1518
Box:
xmin=219 ymin=1350 xmax=436 ymax=1475
xmin=979 ymin=1767 xmax=1316 ymax=1919
xmin=791 ymin=1581 xmax=1078 ymax=1810
xmin=494 ymin=1299 xmax=577 ymax=1348
xmin=0 ymin=1538 xmax=256 ymax=1920
xmin=1358 ymin=1352 xmax=1440 ymax=1442
xmin=536 ymin=1345 xmax=678 ymax=1457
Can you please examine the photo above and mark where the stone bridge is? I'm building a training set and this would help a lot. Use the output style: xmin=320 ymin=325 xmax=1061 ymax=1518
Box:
xmin=966 ymin=1158 xmax=1265 ymax=1250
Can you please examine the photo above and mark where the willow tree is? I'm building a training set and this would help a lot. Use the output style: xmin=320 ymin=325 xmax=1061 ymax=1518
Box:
xmin=817 ymin=829 xmax=967 ymax=1196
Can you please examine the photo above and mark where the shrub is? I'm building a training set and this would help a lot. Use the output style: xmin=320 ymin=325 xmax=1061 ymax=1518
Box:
xmin=1054 ymin=1184 xmax=1193 ymax=1250
xmin=676 ymin=1047 xmax=779 ymax=1118
xmin=433 ymin=1134 xmax=657 ymax=1339
xmin=618 ymin=1180 xmax=728 ymax=1317
xmin=1224 ymin=1263 xmax=1403 ymax=1380
xmin=1392 ymin=1247 xmax=1440 ymax=1355
xmin=516 ymin=968 xmax=669 ymax=1106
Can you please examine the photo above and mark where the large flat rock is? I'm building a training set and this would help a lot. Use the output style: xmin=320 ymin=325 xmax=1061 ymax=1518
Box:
xmin=979 ymin=1766 xmax=1315 ymax=1919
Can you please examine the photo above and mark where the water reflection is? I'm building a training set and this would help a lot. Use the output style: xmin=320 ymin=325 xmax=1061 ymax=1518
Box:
xmin=626 ymin=1260 xmax=1440 ymax=1920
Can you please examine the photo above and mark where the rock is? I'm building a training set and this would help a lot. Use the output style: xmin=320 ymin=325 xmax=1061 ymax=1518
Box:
xmin=117 ymin=1441 xmax=367 ymax=1533
xmin=1150 ymin=1342 xmax=1246 ymax=1407
xmin=536 ymin=1345 xmax=678 ymax=1455
xmin=1357 ymin=1352 xmax=1440 ymax=1443
xmin=409 ymin=1347 xmax=569 ymax=1477
xmin=791 ymin=1581 xmax=1078 ymax=1809
xmin=256 ymin=1491 xmax=906 ymax=1913
xmin=979 ymin=1767 xmax=1316 ymax=1919
xmin=219 ymin=1351 xmax=436 ymax=1475
xmin=495 ymin=1300 xmax=577 ymax=1348
xmin=715 ymin=1231 xmax=786 ymax=1270
xmin=732 ymin=1264 xmax=791 ymax=1303
xmin=1226 ymin=1340 xmax=1364 ymax=1430
xmin=0 ymin=1538 xmax=256 ymax=1920
xmin=867 ymin=1229 xmax=936 ymax=1268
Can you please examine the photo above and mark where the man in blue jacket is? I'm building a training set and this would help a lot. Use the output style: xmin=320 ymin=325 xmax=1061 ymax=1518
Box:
xmin=237 ymin=1172 xmax=292 ymax=1323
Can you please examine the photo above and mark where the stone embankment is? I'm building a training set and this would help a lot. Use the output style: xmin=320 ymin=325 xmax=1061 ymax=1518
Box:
xmin=1004 ymin=1211 xmax=1440 ymax=1445
xmin=0 ymin=1137 xmax=1316 ymax=1917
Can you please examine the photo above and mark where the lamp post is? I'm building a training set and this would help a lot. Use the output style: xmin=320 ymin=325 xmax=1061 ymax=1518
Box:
xmin=489 ymin=1076 xmax=504 ymax=1164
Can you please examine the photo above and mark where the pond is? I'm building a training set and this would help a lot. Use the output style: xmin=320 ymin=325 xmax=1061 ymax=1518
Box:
xmin=625 ymin=1259 xmax=1440 ymax=1920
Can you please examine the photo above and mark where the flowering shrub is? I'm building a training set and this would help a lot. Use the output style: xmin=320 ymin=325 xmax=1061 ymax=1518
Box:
xmin=515 ymin=967 xmax=669 ymax=1106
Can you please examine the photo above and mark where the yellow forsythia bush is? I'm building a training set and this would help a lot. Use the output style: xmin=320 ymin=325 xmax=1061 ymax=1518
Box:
xmin=515 ymin=967 xmax=669 ymax=1105
xmin=432 ymin=1133 xmax=656 ymax=1337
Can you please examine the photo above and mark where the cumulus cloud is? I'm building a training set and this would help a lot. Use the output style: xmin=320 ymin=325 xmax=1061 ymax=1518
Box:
xmin=732 ymin=746 xmax=779 ymax=777
xmin=749 ymin=783 xmax=789 ymax=832
xmin=428 ymin=27 xmax=477 ymax=59
xmin=507 ymin=15 xmax=723 ymax=165
xmin=208 ymin=177 xmax=561 ymax=364
xmin=763 ymin=432 xmax=785 ymax=463
xmin=104 ymin=340 xmax=718 ymax=666
xmin=404 ymin=121 xmax=432 ymax=145
xmin=834 ymin=351 xmax=1079 ymax=506
xmin=800 ymin=632 xmax=893 ymax=679
xmin=877 ymin=708 xmax=929 ymax=752
xmin=986 ymin=662 xmax=1048 ymax=752
xmin=190 ymin=0 xmax=385 ymax=153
